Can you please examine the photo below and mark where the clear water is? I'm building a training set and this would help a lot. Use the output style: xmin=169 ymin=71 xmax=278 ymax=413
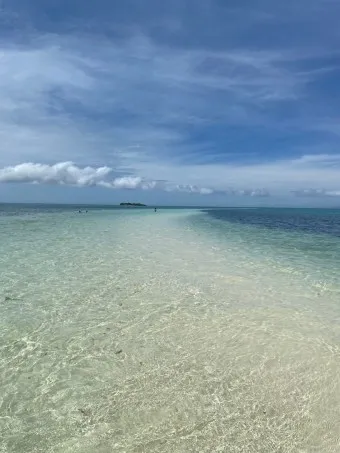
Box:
xmin=0 ymin=204 xmax=340 ymax=452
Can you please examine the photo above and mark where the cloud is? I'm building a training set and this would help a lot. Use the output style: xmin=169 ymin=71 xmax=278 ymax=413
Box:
xmin=0 ymin=162 xmax=155 ymax=190
xmin=291 ymin=154 xmax=340 ymax=166
xmin=122 ymin=150 xmax=340 ymax=198
xmin=1 ymin=1 xmax=340 ymax=205
xmin=165 ymin=185 xmax=270 ymax=197
xmin=292 ymin=189 xmax=340 ymax=198
xmin=238 ymin=189 xmax=270 ymax=197
xmin=0 ymin=162 xmax=111 ymax=186
xmin=0 ymin=34 xmax=337 ymax=169
xmin=0 ymin=161 xmax=272 ymax=197
xmin=165 ymin=184 xmax=214 ymax=195
xmin=4 ymin=152 xmax=340 ymax=200
xmin=100 ymin=176 xmax=158 ymax=190
xmin=100 ymin=176 xmax=143 ymax=190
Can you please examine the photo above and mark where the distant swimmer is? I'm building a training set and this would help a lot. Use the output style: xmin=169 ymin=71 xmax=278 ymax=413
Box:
xmin=154 ymin=208 xmax=157 ymax=212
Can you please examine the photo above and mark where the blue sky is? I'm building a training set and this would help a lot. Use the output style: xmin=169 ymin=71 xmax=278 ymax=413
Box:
xmin=1 ymin=0 xmax=340 ymax=206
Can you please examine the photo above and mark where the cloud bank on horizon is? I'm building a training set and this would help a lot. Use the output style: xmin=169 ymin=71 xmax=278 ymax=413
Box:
xmin=0 ymin=0 xmax=340 ymax=205
xmin=0 ymin=161 xmax=270 ymax=197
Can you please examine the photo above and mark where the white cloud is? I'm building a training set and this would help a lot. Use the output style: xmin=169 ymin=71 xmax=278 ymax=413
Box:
xmin=0 ymin=33 xmax=339 ymax=203
xmin=292 ymin=188 xmax=340 ymax=198
xmin=291 ymin=154 xmax=340 ymax=166
xmin=199 ymin=187 xmax=214 ymax=195
xmin=239 ymin=189 xmax=270 ymax=197
xmin=0 ymin=35 xmax=334 ymax=167
xmin=0 ymin=162 xmax=152 ymax=190
xmin=3 ymin=154 xmax=340 ymax=200
xmin=0 ymin=162 xmax=111 ymax=186
xmin=0 ymin=161 xmax=273 ymax=197
xmin=165 ymin=184 xmax=215 ymax=195
xmin=107 ymin=176 xmax=143 ymax=190
xmin=100 ymin=176 xmax=159 ymax=190
xmin=123 ymin=151 xmax=340 ymax=197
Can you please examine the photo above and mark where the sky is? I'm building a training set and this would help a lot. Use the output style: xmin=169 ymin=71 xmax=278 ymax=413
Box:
xmin=0 ymin=0 xmax=340 ymax=206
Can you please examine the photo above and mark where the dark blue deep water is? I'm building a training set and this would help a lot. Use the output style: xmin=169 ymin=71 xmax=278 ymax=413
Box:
xmin=201 ymin=208 xmax=340 ymax=237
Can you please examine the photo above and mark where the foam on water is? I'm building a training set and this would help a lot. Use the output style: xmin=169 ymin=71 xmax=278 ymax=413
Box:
xmin=0 ymin=207 xmax=340 ymax=452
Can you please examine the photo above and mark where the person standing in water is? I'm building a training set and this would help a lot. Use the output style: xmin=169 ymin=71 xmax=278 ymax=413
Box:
xmin=154 ymin=208 xmax=157 ymax=212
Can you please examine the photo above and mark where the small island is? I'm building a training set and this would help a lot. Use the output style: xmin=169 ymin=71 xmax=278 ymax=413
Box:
xmin=120 ymin=202 xmax=147 ymax=207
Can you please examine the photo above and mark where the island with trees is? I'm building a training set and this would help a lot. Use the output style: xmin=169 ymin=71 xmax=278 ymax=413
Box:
xmin=119 ymin=202 xmax=147 ymax=207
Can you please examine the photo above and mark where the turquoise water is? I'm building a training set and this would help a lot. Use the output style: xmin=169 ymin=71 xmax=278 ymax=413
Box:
xmin=1 ymin=205 xmax=340 ymax=452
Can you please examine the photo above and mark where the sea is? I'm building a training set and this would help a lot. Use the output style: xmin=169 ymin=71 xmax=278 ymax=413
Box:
xmin=0 ymin=204 xmax=340 ymax=453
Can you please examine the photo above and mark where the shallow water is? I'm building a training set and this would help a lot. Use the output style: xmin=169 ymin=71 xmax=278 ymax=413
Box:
xmin=1 ymin=205 xmax=340 ymax=452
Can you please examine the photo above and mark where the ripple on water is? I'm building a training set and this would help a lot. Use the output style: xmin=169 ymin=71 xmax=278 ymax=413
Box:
xmin=0 ymin=208 xmax=340 ymax=452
